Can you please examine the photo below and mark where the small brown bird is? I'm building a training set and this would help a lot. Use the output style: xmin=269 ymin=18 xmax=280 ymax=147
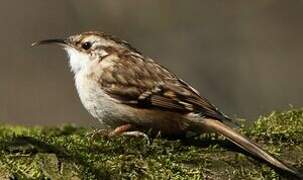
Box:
xmin=33 ymin=31 xmax=301 ymax=178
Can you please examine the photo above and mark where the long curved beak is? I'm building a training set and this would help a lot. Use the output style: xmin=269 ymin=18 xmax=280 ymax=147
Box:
xmin=31 ymin=39 xmax=67 ymax=47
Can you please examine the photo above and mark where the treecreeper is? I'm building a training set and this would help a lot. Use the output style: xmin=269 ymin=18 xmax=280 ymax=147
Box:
xmin=32 ymin=31 xmax=302 ymax=178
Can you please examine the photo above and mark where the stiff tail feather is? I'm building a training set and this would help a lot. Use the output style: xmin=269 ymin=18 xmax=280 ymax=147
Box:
xmin=199 ymin=118 xmax=302 ymax=179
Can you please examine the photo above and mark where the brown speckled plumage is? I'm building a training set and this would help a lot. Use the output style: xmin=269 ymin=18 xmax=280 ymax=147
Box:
xmin=98 ymin=50 xmax=227 ymax=120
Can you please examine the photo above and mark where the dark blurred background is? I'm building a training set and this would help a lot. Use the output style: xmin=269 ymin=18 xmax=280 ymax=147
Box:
xmin=1 ymin=1 xmax=302 ymax=126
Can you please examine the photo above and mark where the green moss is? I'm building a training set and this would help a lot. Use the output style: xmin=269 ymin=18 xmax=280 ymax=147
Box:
xmin=247 ymin=109 xmax=303 ymax=144
xmin=0 ymin=108 xmax=302 ymax=179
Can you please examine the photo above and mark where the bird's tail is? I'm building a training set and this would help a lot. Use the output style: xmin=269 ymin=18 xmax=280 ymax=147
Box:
xmin=198 ymin=118 xmax=302 ymax=178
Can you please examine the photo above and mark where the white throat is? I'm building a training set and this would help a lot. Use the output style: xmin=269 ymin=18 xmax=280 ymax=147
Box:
xmin=65 ymin=47 xmax=90 ymax=74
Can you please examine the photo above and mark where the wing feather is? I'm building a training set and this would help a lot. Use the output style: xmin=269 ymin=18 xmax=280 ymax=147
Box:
xmin=99 ymin=52 xmax=229 ymax=121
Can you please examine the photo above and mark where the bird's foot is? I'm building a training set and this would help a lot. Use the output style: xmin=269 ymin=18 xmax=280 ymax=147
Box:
xmin=88 ymin=124 xmax=150 ymax=144
xmin=108 ymin=124 xmax=132 ymax=137
xmin=121 ymin=131 xmax=150 ymax=145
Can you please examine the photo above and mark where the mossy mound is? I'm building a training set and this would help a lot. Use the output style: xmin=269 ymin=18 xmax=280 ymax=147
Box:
xmin=0 ymin=109 xmax=303 ymax=179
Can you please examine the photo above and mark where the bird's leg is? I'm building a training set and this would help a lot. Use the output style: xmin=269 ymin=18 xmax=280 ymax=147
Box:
xmin=108 ymin=124 xmax=150 ymax=144
xmin=90 ymin=124 xmax=150 ymax=144
xmin=88 ymin=124 xmax=132 ymax=140
xmin=108 ymin=124 xmax=132 ymax=137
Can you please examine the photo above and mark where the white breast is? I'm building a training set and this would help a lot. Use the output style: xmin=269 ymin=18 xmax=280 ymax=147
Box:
xmin=74 ymin=69 xmax=117 ymax=127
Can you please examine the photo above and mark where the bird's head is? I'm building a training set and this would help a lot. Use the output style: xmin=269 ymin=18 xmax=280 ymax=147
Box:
xmin=32 ymin=31 xmax=139 ymax=73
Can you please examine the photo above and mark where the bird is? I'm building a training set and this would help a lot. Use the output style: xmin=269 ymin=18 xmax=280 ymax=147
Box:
xmin=32 ymin=31 xmax=301 ymax=178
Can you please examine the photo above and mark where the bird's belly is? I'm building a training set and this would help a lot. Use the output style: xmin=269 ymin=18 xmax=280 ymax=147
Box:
xmin=75 ymin=73 xmax=190 ymax=135
xmin=75 ymin=73 xmax=119 ymax=126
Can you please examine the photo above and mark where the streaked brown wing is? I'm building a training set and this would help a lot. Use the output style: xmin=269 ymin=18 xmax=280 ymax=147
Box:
xmin=99 ymin=53 xmax=229 ymax=121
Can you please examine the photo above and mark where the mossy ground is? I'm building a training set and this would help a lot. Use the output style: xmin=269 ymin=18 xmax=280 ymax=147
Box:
xmin=0 ymin=109 xmax=303 ymax=179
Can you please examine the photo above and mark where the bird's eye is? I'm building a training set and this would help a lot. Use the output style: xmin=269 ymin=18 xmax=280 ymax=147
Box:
xmin=82 ymin=42 xmax=92 ymax=50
